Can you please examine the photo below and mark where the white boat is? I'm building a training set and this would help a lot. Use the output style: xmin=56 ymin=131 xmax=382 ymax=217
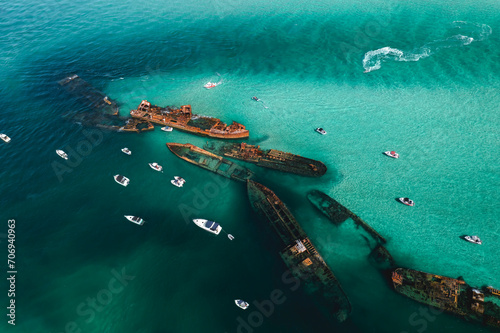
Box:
xmin=121 ymin=147 xmax=132 ymax=155
xmin=124 ymin=215 xmax=145 ymax=226
xmin=192 ymin=219 xmax=222 ymax=235
xmin=315 ymin=128 xmax=327 ymax=135
xmin=228 ymin=234 xmax=235 ymax=241
xmin=56 ymin=150 xmax=69 ymax=160
xmin=464 ymin=235 xmax=482 ymax=245
xmin=149 ymin=162 xmax=163 ymax=172
xmin=0 ymin=134 xmax=11 ymax=143
xmin=174 ymin=176 xmax=185 ymax=183
xmin=398 ymin=197 xmax=414 ymax=206
xmin=114 ymin=174 xmax=130 ymax=186
xmin=171 ymin=179 xmax=184 ymax=187
xmin=235 ymin=299 xmax=249 ymax=310
xmin=161 ymin=126 xmax=173 ymax=132
xmin=204 ymin=82 xmax=218 ymax=89
xmin=384 ymin=151 xmax=399 ymax=159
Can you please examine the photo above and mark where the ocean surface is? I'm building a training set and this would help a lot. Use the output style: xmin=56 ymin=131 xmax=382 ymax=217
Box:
xmin=1 ymin=0 xmax=499 ymax=332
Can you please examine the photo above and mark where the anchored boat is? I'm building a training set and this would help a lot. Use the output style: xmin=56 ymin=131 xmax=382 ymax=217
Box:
xmin=121 ymin=148 xmax=132 ymax=155
xmin=124 ymin=215 xmax=145 ymax=226
xmin=114 ymin=174 xmax=130 ymax=186
xmin=0 ymin=134 xmax=11 ymax=143
xmin=193 ymin=219 xmax=222 ymax=235
xmin=56 ymin=150 xmax=68 ymax=160
xmin=149 ymin=162 xmax=163 ymax=172
xmin=235 ymin=299 xmax=249 ymax=310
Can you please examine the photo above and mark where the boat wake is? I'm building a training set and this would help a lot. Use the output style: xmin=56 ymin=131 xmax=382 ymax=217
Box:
xmin=362 ymin=21 xmax=492 ymax=73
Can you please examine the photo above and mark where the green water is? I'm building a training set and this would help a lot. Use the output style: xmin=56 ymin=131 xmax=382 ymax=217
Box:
xmin=1 ymin=0 xmax=499 ymax=332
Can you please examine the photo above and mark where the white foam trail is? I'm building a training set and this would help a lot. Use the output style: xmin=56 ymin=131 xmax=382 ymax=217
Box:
xmin=362 ymin=22 xmax=492 ymax=72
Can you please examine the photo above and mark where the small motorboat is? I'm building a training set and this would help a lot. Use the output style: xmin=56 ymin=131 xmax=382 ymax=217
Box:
xmin=252 ymin=96 xmax=259 ymax=101
xmin=174 ymin=176 xmax=185 ymax=183
xmin=228 ymin=234 xmax=235 ymax=241
xmin=315 ymin=128 xmax=327 ymax=135
xmin=171 ymin=178 xmax=184 ymax=187
xmin=124 ymin=215 xmax=145 ymax=226
xmin=204 ymin=82 xmax=218 ymax=89
xmin=0 ymin=134 xmax=11 ymax=143
xmin=121 ymin=148 xmax=132 ymax=155
xmin=161 ymin=126 xmax=173 ymax=132
xmin=464 ymin=235 xmax=482 ymax=245
xmin=384 ymin=151 xmax=399 ymax=159
xmin=193 ymin=219 xmax=222 ymax=235
xmin=149 ymin=162 xmax=163 ymax=172
xmin=114 ymin=174 xmax=130 ymax=187
xmin=235 ymin=299 xmax=249 ymax=310
xmin=398 ymin=197 xmax=414 ymax=206
xmin=56 ymin=150 xmax=69 ymax=160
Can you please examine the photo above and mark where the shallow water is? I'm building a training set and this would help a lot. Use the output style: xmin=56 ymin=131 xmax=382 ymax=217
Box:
xmin=1 ymin=0 xmax=499 ymax=332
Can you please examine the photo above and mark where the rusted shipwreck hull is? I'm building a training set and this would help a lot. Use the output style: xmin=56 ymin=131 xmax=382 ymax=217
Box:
xmin=205 ymin=142 xmax=327 ymax=177
xmin=166 ymin=143 xmax=253 ymax=182
xmin=247 ymin=180 xmax=352 ymax=322
xmin=131 ymin=100 xmax=249 ymax=139
xmin=392 ymin=268 xmax=500 ymax=329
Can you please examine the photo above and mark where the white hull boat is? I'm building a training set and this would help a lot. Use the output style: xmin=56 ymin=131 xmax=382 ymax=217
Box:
xmin=56 ymin=149 xmax=69 ymax=160
xmin=193 ymin=219 xmax=222 ymax=235
xmin=0 ymin=134 xmax=11 ymax=143
xmin=464 ymin=235 xmax=482 ymax=245
xmin=121 ymin=148 xmax=132 ymax=155
xmin=398 ymin=197 xmax=414 ymax=206
xmin=384 ymin=151 xmax=399 ymax=159
xmin=161 ymin=126 xmax=173 ymax=132
xmin=114 ymin=174 xmax=130 ymax=186
xmin=315 ymin=128 xmax=327 ymax=135
xmin=149 ymin=162 xmax=163 ymax=172
xmin=124 ymin=215 xmax=145 ymax=226
xmin=235 ymin=299 xmax=249 ymax=310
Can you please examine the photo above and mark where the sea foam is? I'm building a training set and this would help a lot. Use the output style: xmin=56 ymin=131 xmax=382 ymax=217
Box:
xmin=362 ymin=21 xmax=492 ymax=73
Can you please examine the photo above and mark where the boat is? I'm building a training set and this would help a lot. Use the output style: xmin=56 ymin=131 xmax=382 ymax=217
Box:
xmin=149 ymin=162 xmax=163 ymax=172
xmin=161 ymin=126 xmax=173 ymax=132
xmin=204 ymin=82 xmax=218 ymax=89
xmin=192 ymin=219 xmax=222 ymax=235
xmin=56 ymin=150 xmax=69 ymax=160
xmin=121 ymin=148 xmax=132 ymax=155
xmin=174 ymin=176 xmax=186 ymax=183
xmin=398 ymin=197 xmax=414 ymax=206
xmin=205 ymin=142 xmax=327 ymax=177
xmin=228 ymin=234 xmax=235 ymax=241
xmin=384 ymin=151 xmax=399 ymax=158
xmin=171 ymin=178 xmax=184 ymax=187
xmin=392 ymin=268 xmax=500 ymax=329
xmin=247 ymin=180 xmax=351 ymax=322
xmin=235 ymin=299 xmax=249 ymax=310
xmin=130 ymin=101 xmax=249 ymax=139
xmin=114 ymin=174 xmax=130 ymax=186
xmin=315 ymin=128 xmax=327 ymax=135
xmin=166 ymin=143 xmax=254 ymax=182
xmin=124 ymin=215 xmax=145 ymax=226
xmin=0 ymin=134 xmax=11 ymax=143
xmin=464 ymin=235 xmax=482 ymax=245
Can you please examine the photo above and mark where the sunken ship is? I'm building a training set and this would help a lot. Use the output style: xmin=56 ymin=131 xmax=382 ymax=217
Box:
xmin=247 ymin=180 xmax=351 ymax=322
xmin=166 ymin=143 xmax=253 ymax=182
xmin=131 ymin=100 xmax=249 ymax=139
xmin=392 ymin=268 xmax=500 ymax=329
xmin=205 ymin=142 xmax=327 ymax=177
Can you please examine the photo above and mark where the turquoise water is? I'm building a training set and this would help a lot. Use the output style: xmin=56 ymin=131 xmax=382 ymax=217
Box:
xmin=1 ymin=0 xmax=499 ymax=332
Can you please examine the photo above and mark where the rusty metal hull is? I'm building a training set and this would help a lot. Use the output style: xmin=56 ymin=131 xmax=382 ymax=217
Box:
xmin=392 ymin=268 xmax=500 ymax=329
xmin=247 ymin=180 xmax=351 ymax=322
xmin=166 ymin=143 xmax=253 ymax=182
xmin=206 ymin=142 xmax=326 ymax=177
xmin=131 ymin=100 xmax=249 ymax=139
